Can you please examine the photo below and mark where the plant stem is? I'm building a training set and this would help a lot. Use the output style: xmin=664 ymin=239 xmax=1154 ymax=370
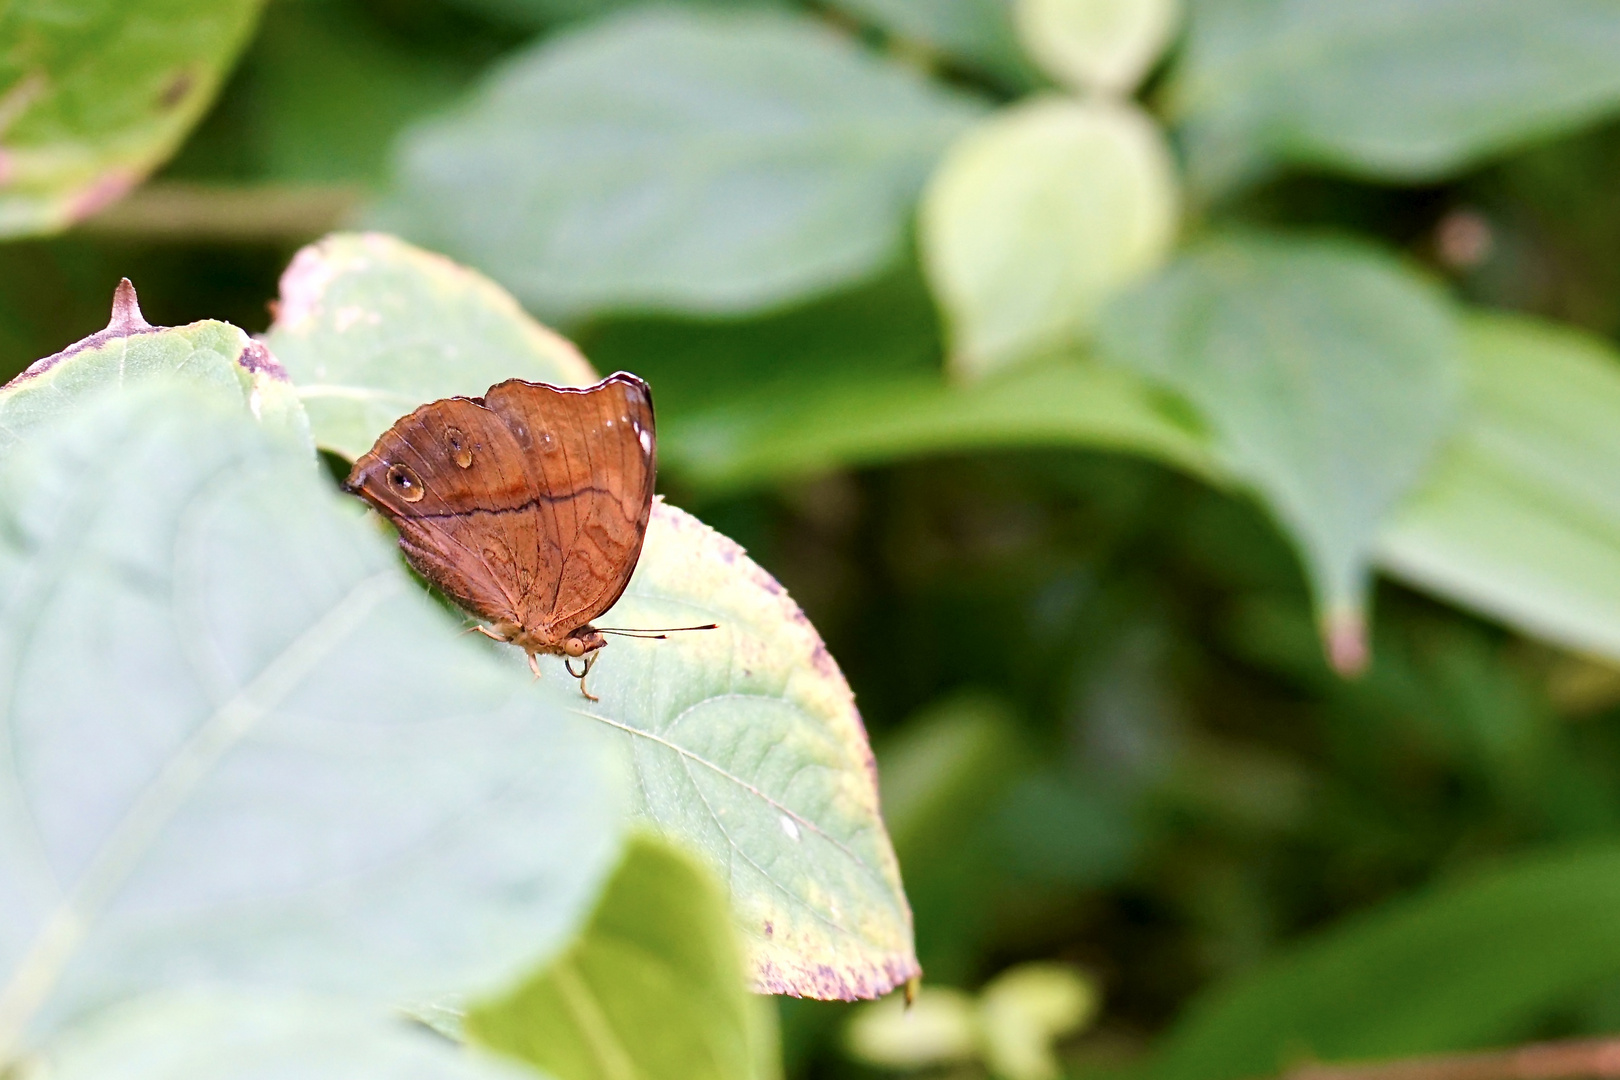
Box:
xmin=1286 ymin=1038 xmax=1620 ymax=1080
xmin=75 ymin=181 xmax=361 ymax=243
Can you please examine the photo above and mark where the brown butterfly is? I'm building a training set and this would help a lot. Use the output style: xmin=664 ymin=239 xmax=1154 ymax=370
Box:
xmin=344 ymin=372 xmax=713 ymax=699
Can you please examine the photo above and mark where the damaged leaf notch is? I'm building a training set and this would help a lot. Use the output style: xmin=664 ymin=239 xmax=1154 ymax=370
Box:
xmin=0 ymin=279 xmax=308 ymax=448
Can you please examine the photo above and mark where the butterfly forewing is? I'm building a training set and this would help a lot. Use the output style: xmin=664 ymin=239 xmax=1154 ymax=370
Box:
xmin=345 ymin=372 xmax=656 ymax=647
xmin=484 ymin=375 xmax=655 ymax=637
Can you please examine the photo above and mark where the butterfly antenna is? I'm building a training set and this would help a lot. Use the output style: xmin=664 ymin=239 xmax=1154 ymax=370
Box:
xmin=596 ymin=623 xmax=718 ymax=639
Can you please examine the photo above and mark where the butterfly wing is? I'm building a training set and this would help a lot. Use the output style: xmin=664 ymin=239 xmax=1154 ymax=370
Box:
xmin=344 ymin=396 xmax=547 ymax=628
xmin=482 ymin=372 xmax=655 ymax=638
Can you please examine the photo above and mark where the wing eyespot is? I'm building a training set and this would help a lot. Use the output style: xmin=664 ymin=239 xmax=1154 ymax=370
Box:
xmin=385 ymin=462 xmax=425 ymax=503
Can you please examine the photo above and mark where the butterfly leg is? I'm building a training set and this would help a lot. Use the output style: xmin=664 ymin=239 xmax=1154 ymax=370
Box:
xmin=566 ymin=653 xmax=601 ymax=702
xmin=528 ymin=652 xmax=543 ymax=680
xmin=469 ymin=624 xmax=505 ymax=642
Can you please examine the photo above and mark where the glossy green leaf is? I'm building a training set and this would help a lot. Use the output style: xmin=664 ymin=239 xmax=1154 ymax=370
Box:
xmin=469 ymin=832 xmax=778 ymax=1080
xmin=1100 ymin=234 xmax=1460 ymax=670
xmin=1015 ymin=0 xmax=1181 ymax=95
xmin=1377 ymin=314 xmax=1620 ymax=665
xmin=0 ymin=279 xmax=308 ymax=452
xmin=825 ymin=0 xmax=1037 ymax=86
xmin=266 ymin=232 xmax=596 ymax=460
xmin=1171 ymin=0 xmax=1620 ymax=193
xmin=0 ymin=0 xmax=267 ymax=236
xmin=922 ymin=98 xmax=1179 ymax=379
xmin=0 ymin=382 xmax=625 ymax=1058
xmin=371 ymin=8 xmax=987 ymax=321
xmin=661 ymin=358 xmax=1215 ymax=492
xmin=34 ymin=993 xmax=528 ymax=1080
xmin=1152 ymin=846 xmax=1620 ymax=1080
xmin=261 ymin=235 xmax=918 ymax=1000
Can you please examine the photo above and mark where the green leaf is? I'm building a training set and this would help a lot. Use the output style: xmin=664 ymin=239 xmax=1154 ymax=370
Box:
xmin=468 ymin=832 xmax=779 ymax=1080
xmin=1014 ymin=0 xmax=1181 ymax=95
xmin=0 ymin=279 xmax=309 ymax=451
xmin=922 ymin=97 xmax=1179 ymax=379
xmin=662 ymin=358 xmax=1215 ymax=493
xmin=1170 ymin=0 xmax=1620 ymax=192
xmin=443 ymin=0 xmax=789 ymax=31
xmin=0 ymin=0 xmax=267 ymax=236
xmin=266 ymin=232 xmax=597 ymax=461
xmin=588 ymin=500 xmax=919 ymax=998
xmin=262 ymin=233 xmax=918 ymax=999
xmin=824 ymin=0 xmax=1038 ymax=87
xmin=0 ymin=382 xmax=625 ymax=1057
xmin=1377 ymin=313 xmax=1620 ymax=665
xmin=370 ymin=8 xmax=987 ymax=321
xmin=1100 ymin=234 xmax=1460 ymax=671
xmin=34 ymin=993 xmax=528 ymax=1080
xmin=1151 ymin=846 xmax=1620 ymax=1080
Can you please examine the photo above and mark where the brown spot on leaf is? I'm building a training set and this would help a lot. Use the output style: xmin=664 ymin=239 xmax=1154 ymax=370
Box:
xmin=159 ymin=70 xmax=194 ymax=109
xmin=237 ymin=339 xmax=290 ymax=381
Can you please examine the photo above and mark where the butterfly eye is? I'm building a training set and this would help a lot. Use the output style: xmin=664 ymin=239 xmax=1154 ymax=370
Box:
xmin=443 ymin=427 xmax=473 ymax=469
xmin=385 ymin=462 xmax=425 ymax=503
xmin=563 ymin=637 xmax=587 ymax=657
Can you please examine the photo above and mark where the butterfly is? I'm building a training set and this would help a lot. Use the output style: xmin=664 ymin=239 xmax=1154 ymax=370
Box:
xmin=344 ymin=372 xmax=712 ymax=699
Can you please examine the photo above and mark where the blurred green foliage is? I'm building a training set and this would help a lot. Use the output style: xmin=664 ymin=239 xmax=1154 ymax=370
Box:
xmin=11 ymin=0 xmax=1620 ymax=1077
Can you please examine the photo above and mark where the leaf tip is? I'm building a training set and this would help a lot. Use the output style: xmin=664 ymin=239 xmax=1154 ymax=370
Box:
xmin=109 ymin=278 xmax=151 ymax=334
xmin=1324 ymin=609 xmax=1369 ymax=677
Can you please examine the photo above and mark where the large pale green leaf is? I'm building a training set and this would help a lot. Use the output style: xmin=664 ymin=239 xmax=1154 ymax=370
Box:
xmin=921 ymin=97 xmax=1179 ymax=379
xmin=0 ymin=0 xmax=266 ymax=236
xmin=1152 ymin=847 xmax=1620 ymax=1080
xmin=1170 ymin=0 xmax=1620 ymax=193
xmin=469 ymin=832 xmax=778 ymax=1080
xmin=1100 ymin=234 xmax=1460 ymax=671
xmin=661 ymin=359 xmax=1214 ymax=492
xmin=262 ymin=234 xmax=918 ymax=999
xmin=0 ymin=383 xmax=625 ymax=1058
xmin=1014 ymin=0 xmax=1181 ymax=95
xmin=370 ymin=8 xmax=987 ymax=321
xmin=825 ymin=0 xmax=1036 ymax=86
xmin=580 ymin=500 xmax=919 ymax=998
xmin=34 ymin=993 xmax=529 ymax=1080
xmin=0 ymin=278 xmax=308 ymax=450
xmin=1377 ymin=314 xmax=1620 ymax=665
xmin=266 ymin=232 xmax=596 ymax=460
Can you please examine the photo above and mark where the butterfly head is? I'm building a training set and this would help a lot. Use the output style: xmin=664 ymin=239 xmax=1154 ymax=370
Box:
xmin=562 ymin=627 xmax=606 ymax=658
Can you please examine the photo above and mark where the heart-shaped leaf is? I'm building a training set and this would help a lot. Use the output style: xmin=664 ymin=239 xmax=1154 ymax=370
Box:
xmin=266 ymin=231 xmax=595 ymax=460
xmin=469 ymin=831 xmax=779 ymax=1080
xmin=0 ymin=279 xmax=308 ymax=451
xmin=265 ymin=232 xmax=918 ymax=999
xmin=33 ymin=992 xmax=529 ymax=1080
xmin=0 ymin=0 xmax=267 ymax=236
xmin=0 ymin=381 xmax=625 ymax=1058
xmin=1099 ymin=233 xmax=1461 ymax=672
xmin=369 ymin=8 xmax=987 ymax=321
xmin=922 ymin=98 xmax=1179 ymax=379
